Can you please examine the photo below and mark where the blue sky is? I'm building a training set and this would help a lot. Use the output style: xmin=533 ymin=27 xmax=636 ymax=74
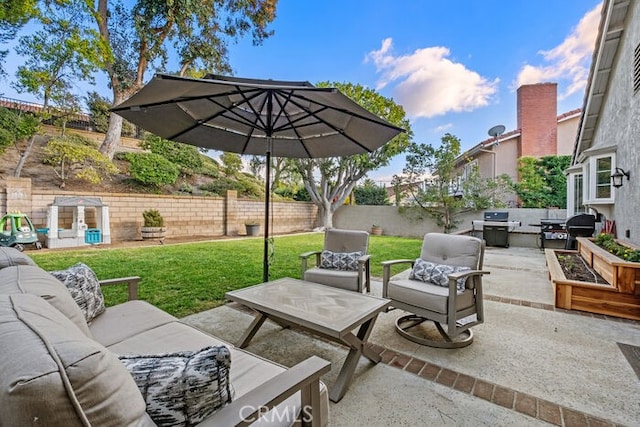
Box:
xmin=2 ymin=0 xmax=603 ymax=184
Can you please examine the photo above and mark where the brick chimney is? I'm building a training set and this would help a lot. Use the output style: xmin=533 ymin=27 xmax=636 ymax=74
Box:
xmin=517 ymin=83 xmax=558 ymax=157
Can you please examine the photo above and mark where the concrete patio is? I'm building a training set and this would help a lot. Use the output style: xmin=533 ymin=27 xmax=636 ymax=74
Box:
xmin=183 ymin=246 xmax=640 ymax=426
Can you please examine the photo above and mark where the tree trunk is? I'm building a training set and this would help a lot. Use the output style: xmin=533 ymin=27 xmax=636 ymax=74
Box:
xmin=13 ymin=135 xmax=37 ymax=177
xmin=99 ymin=111 xmax=123 ymax=160
xmin=317 ymin=204 xmax=331 ymax=228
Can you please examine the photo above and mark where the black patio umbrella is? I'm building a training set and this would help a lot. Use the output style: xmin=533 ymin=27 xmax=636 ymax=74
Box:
xmin=112 ymin=73 xmax=404 ymax=282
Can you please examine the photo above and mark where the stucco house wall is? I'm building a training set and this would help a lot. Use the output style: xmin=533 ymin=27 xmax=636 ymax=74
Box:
xmin=571 ymin=0 xmax=639 ymax=246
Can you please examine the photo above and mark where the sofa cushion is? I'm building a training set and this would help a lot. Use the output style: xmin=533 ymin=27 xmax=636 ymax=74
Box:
xmin=119 ymin=346 xmax=232 ymax=426
xmin=89 ymin=299 xmax=177 ymax=347
xmin=107 ymin=321 xmax=328 ymax=427
xmin=0 ymin=265 xmax=91 ymax=336
xmin=50 ymin=262 xmax=105 ymax=323
xmin=319 ymin=250 xmax=363 ymax=271
xmin=0 ymin=247 xmax=36 ymax=269
xmin=410 ymin=259 xmax=471 ymax=291
xmin=0 ymin=293 xmax=153 ymax=426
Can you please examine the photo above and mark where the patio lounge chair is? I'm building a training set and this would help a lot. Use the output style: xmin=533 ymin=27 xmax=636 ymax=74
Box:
xmin=300 ymin=228 xmax=371 ymax=293
xmin=382 ymin=233 xmax=489 ymax=348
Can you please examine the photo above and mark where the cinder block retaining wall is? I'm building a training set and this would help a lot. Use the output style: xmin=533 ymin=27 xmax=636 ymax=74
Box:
xmin=2 ymin=178 xmax=318 ymax=241
xmin=3 ymin=177 xmax=569 ymax=247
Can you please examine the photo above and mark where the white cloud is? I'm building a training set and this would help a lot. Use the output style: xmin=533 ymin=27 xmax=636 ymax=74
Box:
xmin=434 ymin=123 xmax=453 ymax=133
xmin=365 ymin=38 xmax=499 ymax=119
xmin=515 ymin=3 xmax=601 ymax=99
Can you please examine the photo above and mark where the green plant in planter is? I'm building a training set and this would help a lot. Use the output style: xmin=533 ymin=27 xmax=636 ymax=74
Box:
xmin=142 ymin=209 xmax=164 ymax=227
xmin=594 ymin=233 xmax=640 ymax=262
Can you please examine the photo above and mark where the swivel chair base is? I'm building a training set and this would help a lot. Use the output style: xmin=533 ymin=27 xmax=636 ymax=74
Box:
xmin=395 ymin=314 xmax=474 ymax=349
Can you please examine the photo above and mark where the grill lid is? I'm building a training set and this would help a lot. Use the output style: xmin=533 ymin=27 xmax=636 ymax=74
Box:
xmin=484 ymin=211 xmax=509 ymax=222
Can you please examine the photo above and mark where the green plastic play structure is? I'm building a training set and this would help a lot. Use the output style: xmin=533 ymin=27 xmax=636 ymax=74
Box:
xmin=0 ymin=213 xmax=42 ymax=251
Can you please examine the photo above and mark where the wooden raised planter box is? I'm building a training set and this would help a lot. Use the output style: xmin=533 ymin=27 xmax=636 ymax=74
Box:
xmin=545 ymin=240 xmax=640 ymax=320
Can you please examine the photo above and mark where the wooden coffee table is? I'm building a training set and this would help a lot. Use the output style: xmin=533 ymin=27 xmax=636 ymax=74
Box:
xmin=225 ymin=278 xmax=390 ymax=402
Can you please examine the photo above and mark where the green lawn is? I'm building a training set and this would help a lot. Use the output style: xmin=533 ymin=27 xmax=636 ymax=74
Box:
xmin=29 ymin=234 xmax=422 ymax=318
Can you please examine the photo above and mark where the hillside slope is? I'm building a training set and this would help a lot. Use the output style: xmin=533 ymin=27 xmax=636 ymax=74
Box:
xmin=0 ymin=134 xmax=222 ymax=195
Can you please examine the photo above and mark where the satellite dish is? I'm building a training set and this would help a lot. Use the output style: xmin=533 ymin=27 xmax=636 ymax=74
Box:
xmin=488 ymin=124 xmax=506 ymax=138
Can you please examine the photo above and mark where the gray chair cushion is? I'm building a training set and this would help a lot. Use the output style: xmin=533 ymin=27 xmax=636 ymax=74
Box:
xmin=324 ymin=229 xmax=369 ymax=254
xmin=0 ymin=265 xmax=91 ymax=336
xmin=420 ymin=233 xmax=482 ymax=269
xmin=387 ymin=275 xmax=475 ymax=314
xmin=304 ymin=267 xmax=360 ymax=292
xmin=0 ymin=294 xmax=152 ymax=426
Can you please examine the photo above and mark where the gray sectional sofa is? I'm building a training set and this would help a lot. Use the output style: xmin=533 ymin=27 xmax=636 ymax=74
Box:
xmin=0 ymin=247 xmax=330 ymax=426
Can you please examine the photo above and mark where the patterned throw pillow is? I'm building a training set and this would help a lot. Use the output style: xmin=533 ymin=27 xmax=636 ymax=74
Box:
xmin=409 ymin=259 xmax=471 ymax=291
xmin=119 ymin=346 xmax=232 ymax=427
xmin=319 ymin=250 xmax=363 ymax=271
xmin=50 ymin=262 xmax=105 ymax=323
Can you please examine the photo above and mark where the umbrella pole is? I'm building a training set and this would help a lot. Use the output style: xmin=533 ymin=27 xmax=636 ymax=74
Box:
xmin=263 ymin=144 xmax=271 ymax=283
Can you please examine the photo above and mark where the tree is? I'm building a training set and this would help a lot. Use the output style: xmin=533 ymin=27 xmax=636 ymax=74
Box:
xmin=0 ymin=107 xmax=39 ymax=153
xmin=292 ymin=82 xmax=412 ymax=228
xmin=397 ymin=134 xmax=509 ymax=233
xmin=43 ymin=133 xmax=118 ymax=188
xmin=10 ymin=3 xmax=106 ymax=175
xmin=0 ymin=0 xmax=38 ymax=77
xmin=249 ymin=155 xmax=300 ymax=192
xmin=220 ymin=152 xmax=243 ymax=177
xmin=12 ymin=3 xmax=106 ymax=110
xmin=354 ymin=179 xmax=390 ymax=205
xmin=86 ymin=91 xmax=110 ymax=133
xmin=514 ymin=155 xmax=571 ymax=208
xmin=87 ymin=0 xmax=278 ymax=160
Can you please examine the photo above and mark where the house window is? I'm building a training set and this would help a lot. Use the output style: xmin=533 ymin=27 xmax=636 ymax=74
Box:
xmin=586 ymin=153 xmax=614 ymax=203
xmin=567 ymin=172 xmax=586 ymax=215
xmin=573 ymin=174 xmax=585 ymax=213
xmin=594 ymin=156 xmax=612 ymax=199
xmin=462 ymin=160 xmax=478 ymax=180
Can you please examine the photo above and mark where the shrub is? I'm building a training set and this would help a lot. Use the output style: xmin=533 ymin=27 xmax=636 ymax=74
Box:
xmin=140 ymin=134 xmax=203 ymax=171
xmin=199 ymin=175 xmax=264 ymax=198
xmin=142 ymin=209 xmax=164 ymax=227
xmin=124 ymin=152 xmax=179 ymax=187
xmin=43 ymin=134 xmax=117 ymax=188
xmin=354 ymin=184 xmax=390 ymax=205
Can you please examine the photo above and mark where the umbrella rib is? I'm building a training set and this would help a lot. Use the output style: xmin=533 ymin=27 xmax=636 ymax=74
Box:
xmin=270 ymin=91 xmax=314 ymax=158
xmin=234 ymin=85 xmax=271 ymax=153
xmin=167 ymin=89 xmax=270 ymax=142
xmin=274 ymin=91 xmax=374 ymax=152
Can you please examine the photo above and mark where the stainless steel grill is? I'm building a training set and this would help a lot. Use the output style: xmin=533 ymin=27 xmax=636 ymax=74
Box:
xmin=471 ymin=211 xmax=521 ymax=247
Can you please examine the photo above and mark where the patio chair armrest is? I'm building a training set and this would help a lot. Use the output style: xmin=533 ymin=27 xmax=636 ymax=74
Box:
xmin=199 ymin=356 xmax=331 ymax=427
xmin=448 ymin=269 xmax=490 ymax=281
xmin=381 ymin=259 xmax=414 ymax=296
xmin=300 ymin=250 xmax=322 ymax=277
xmin=300 ymin=250 xmax=322 ymax=260
xmin=448 ymin=269 xmax=490 ymax=290
xmin=357 ymin=254 xmax=372 ymax=293
xmin=98 ymin=276 xmax=141 ymax=301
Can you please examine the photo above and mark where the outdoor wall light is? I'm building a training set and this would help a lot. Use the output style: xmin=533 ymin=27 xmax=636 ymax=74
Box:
xmin=610 ymin=167 xmax=630 ymax=188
